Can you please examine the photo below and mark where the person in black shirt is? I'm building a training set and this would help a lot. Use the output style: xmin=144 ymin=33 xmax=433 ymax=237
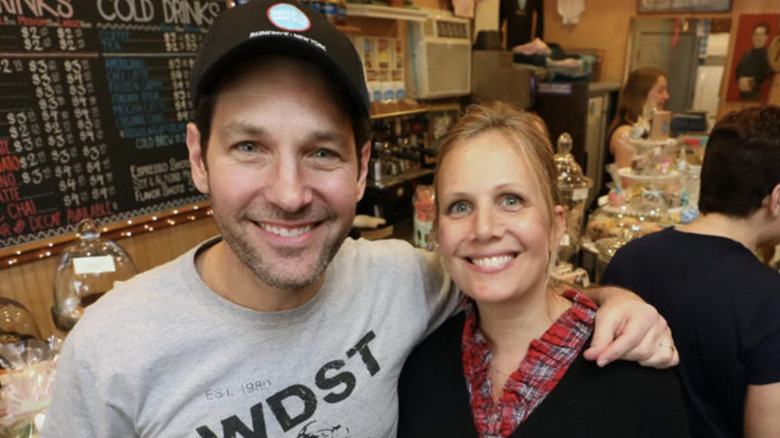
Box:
xmin=603 ymin=105 xmax=780 ymax=438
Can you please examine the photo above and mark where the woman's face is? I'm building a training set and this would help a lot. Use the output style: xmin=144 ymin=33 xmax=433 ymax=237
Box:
xmin=436 ymin=131 xmax=564 ymax=304
xmin=647 ymin=75 xmax=670 ymax=110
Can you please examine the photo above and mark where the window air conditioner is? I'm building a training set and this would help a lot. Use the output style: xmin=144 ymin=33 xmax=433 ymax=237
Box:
xmin=406 ymin=14 xmax=471 ymax=99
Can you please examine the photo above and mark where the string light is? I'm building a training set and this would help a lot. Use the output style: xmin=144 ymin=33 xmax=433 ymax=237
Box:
xmin=1 ymin=203 xmax=212 ymax=267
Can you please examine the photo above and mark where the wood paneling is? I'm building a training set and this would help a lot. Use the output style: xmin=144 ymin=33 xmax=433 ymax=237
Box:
xmin=543 ymin=0 xmax=637 ymax=82
xmin=0 ymin=218 xmax=218 ymax=339
xmin=416 ymin=0 xmax=450 ymax=10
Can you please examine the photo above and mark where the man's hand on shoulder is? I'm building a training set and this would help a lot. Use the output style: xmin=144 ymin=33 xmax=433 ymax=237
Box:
xmin=582 ymin=285 xmax=679 ymax=369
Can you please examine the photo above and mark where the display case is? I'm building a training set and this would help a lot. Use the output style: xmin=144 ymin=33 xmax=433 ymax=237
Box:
xmin=585 ymin=136 xmax=686 ymax=269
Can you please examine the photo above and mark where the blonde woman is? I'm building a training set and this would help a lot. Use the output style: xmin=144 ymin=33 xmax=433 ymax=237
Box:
xmin=398 ymin=103 xmax=688 ymax=437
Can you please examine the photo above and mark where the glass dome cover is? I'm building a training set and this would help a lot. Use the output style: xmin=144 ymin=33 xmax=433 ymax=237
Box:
xmin=52 ymin=219 xmax=138 ymax=332
xmin=0 ymin=297 xmax=40 ymax=345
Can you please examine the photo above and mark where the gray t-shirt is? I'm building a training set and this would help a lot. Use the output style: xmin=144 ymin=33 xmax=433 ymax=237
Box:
xmin=42 ymin=237 xmax=458 ymax=438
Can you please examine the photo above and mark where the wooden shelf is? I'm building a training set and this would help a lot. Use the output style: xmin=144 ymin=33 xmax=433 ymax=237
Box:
xmin=367 ymin=168 xmax=433 ymax=189
xmin=0 ymin=202 xmax=213 ymax=268
xmin=336 ymin=25 xmax=362 ymax=34
xmin=346 ymin=3 xmax=427 ymax=21
xmin=370 ymin=101 xmax=460 ymax=119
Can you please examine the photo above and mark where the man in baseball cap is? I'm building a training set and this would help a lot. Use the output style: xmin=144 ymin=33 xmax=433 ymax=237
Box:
xmin=42 ymin=1 xmax=677 ymax=436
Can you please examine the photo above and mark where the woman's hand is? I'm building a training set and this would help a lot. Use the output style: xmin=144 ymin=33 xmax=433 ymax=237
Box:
xmin=581 ymin=285 xmax=679 ymax=368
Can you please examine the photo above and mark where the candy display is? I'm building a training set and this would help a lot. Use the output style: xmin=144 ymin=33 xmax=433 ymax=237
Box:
xmin=0 ymin=336 xmax=62 ymax=438
xmin=586 ymin=111 xmax=705 ymax=267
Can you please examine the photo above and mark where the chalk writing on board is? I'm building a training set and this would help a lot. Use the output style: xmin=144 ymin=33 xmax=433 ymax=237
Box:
xmin=0 ymin=0 xmax=225 ymax=248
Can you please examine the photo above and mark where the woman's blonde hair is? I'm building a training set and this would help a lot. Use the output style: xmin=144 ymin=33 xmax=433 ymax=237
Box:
xmin=435 ymin=102 xmax=560 ymax=217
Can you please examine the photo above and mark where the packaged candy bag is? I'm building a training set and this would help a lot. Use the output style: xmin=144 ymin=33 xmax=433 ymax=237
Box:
xmin=0 ymin=337 xmax=63 ymax=438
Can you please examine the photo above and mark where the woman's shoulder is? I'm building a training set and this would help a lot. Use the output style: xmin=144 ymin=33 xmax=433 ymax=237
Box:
xmin=410 ymin=312 xmax=466 ymax=357
xmin=610 ymin=124 xmax=632 ymax=142
xmin=400 ymin=312 xmax=466 ymax=384
xmin=568 ymin=352 xmax=681 ymax=400
xmin=519 ymin=355 xmax=688 ymax=437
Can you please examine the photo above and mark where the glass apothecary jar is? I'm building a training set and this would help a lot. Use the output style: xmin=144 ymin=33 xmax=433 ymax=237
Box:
xmin=554 ymin=133 xmax=593 ymax=263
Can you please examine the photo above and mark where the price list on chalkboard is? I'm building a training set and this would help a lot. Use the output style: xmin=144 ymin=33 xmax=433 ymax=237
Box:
xmin=0 ymin=1 xmax=225 ymax=248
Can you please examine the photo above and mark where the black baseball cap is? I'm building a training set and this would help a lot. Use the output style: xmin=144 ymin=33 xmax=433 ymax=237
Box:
xmin=190 ymin=0 xmax=369 ymax=117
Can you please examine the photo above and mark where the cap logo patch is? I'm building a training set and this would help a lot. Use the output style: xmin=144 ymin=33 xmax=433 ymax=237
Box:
xmin=267 ymin=3 xmax=311 ymax=32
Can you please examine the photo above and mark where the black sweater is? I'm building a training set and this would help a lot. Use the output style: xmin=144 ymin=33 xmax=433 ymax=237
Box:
xmin=398 ymin=313 xmax=690 ymax=437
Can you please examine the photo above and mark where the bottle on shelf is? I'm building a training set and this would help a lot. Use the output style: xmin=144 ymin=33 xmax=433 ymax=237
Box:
xmin=337 ymin=0 xmax=348 ymax=25
xmin=310 ymin=0 xmax=323 ymax=14
xmin=323 ymin=0 xmax=339 ymax=24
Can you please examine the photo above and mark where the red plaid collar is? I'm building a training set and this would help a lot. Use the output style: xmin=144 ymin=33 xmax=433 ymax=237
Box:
xmin=461 ymin=289 xmax=596 ymax=438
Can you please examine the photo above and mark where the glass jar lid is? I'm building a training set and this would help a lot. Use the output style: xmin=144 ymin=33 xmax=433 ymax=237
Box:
xmin=554 ymin=133 xmax=594 ymax=191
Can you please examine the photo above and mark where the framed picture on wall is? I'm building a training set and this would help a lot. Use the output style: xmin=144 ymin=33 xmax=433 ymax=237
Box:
xmin=637 ymin=0 xmax=731 ymax=14
xmin=726 ymin=14 xmax=780 ymax=103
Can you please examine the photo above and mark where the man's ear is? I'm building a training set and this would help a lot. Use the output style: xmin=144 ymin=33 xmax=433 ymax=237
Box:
xmin=355 ymin=140 xmax=371 ymax=202
xmin=187 ymin=122 xmax=210 ymax=195
xmin=770 ymin=183 xmax=780 ymax=217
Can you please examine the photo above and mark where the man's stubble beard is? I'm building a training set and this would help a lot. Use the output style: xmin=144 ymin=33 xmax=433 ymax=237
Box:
xmin=211 ymin=198 xmax=353 ymax=290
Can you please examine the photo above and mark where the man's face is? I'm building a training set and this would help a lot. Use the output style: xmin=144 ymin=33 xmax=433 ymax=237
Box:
xmin=753 ymin=25 xmax=769 ymax=49
xmin=188 ymin=57 xmax=369 ymax=292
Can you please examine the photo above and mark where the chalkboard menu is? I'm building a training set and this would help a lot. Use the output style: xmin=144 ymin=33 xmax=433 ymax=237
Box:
xmin=0 ymin=0 xmax=226 ymax=248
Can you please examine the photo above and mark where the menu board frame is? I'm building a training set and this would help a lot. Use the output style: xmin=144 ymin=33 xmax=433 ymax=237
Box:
xmin=637 ymin=0 xmax=731 ymax=13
